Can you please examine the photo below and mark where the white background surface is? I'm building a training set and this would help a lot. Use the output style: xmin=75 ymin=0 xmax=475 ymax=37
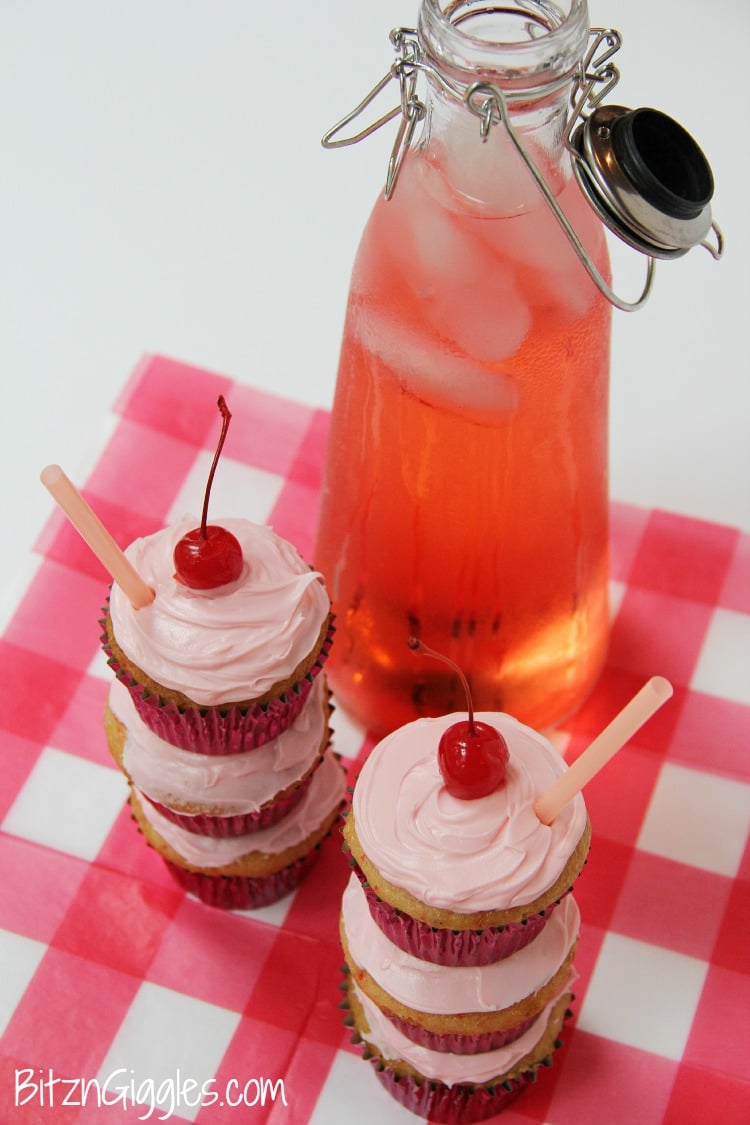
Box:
xmin=2 ymin=0 xmax=748 ymax=620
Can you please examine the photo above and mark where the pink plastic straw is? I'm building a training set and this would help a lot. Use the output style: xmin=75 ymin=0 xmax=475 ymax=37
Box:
xmin=535 ymin=676 xmax=674 ymax=825
xmin=41 ymin=464 xmax=154 ymax=609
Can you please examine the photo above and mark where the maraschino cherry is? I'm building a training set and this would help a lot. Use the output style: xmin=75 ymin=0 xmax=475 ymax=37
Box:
xmin=408 ymin=637 xmax=509 ymax=800
xmin=173 ymin=396 xmax=244 ymax=589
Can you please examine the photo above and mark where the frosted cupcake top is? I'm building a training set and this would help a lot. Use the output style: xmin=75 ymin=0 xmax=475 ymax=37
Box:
xmin=343 ymin=874 xmax=579 ymax=1015
xmin=352 ymin=712 xmax=587 ymax=913
xmin=108 ymin=675 xmax=327 ymax=814
xmin=137 ymin=749 xmax=345 ymax=868
xmin=108 ymin=518 xmax=330 ymax=706
xmin=352 ymin=979 xmax=571 ymax=1087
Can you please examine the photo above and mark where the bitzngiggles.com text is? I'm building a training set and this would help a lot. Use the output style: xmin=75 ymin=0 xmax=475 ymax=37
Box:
xmin=15 ymin=1068 xmax=288 ymax=1120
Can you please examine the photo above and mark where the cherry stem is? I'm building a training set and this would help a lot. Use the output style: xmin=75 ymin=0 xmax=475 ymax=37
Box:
xmin=407 ymin=636 xmax=475 ymax=734
xmin=200 ymin=396 xmax=232 ymax=538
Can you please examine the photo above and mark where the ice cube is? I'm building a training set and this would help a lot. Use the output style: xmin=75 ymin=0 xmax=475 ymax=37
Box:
xmin=385 ymin=160 xmax=483 ymax=289
xmin=355 ymin=302 xmax=520 ymax=425
xmin=425 ymin=263 xmax=531 ymax=364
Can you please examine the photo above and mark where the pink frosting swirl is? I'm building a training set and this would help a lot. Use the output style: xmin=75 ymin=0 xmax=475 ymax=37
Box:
xmin=108 ymin=518 xmax=330 ymax=706
xmin=352 ymin=712 xmax=587 ymax=913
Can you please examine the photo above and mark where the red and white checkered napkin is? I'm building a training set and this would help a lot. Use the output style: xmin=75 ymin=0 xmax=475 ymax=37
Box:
xmin=0 ymin=354 xmax=748 ymax=1124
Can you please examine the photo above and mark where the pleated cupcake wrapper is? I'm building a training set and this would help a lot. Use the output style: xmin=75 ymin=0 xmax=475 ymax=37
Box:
xmin=356 ymin=869 xmax=557 ymax=966
xmin=163 ymin=849 xmax=319 ymax=910
xmin=372 ymin=1066 xmax=530 ymax=1123
xmin=382 ymin=1010 xmax=540 ymax=1055
xmin=142 ymin=763 xmax=316 ymax=838
xmin=100 ymin=612 xmax=335 ymax=755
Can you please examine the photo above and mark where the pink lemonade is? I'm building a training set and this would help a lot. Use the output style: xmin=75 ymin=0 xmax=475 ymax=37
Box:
xmin=316 ymin=145 xmax=612 ymax=736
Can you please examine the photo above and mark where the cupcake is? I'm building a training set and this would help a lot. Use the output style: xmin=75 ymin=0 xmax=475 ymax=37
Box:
xmin=340 ymin=706 xmax=590 ymax=1121
xmin=104 ymin=673 xmax=332 ymax=837
xmin=130 ymin=749 xmax=346 ymax=910
xmin=343 ymin=711 xmax=590 ymax=966
xmin=102 ymin=516 xmax=334 ymax=755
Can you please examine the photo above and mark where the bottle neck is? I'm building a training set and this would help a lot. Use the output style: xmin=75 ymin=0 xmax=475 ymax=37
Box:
xmin=414 ymin=0 xmax=590 ymax=215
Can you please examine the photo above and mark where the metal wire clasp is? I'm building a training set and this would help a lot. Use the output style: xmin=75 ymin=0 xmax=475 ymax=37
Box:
xmin=567 ymin=26 xmax=623 ymax=144
xmin=464 ymin=29 xmax=655 ymax=312
xmin=321 ymin=28 xmax=426 ymax=198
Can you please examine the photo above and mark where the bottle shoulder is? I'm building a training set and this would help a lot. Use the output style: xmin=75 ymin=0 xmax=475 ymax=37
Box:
xmin=356 ymin=153 xmax=610 ymax=286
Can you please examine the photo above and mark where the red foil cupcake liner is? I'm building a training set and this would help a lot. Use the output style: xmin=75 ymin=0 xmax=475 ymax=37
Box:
xmin=383 ymin=1011 xmax=540 ymax=1055
xmin=163 ymin=849 xmax=319 ymax=910
xmin=373 ymin=1065 xmax=530 ymax=1123
xmin=101 ymin=615 xmax=334 ymax=755
xmin=143 ymin=766 xmax=317 ymax=837
xmin=358 ymin=873 xmax=557 ymax=966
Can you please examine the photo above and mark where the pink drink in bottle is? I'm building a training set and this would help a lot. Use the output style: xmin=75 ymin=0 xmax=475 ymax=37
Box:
xmin=316 ymin=1 xmax=612 ymax=735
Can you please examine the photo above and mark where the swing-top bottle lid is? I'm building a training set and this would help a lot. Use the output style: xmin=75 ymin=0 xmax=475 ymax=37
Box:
xmin=570 ymin=104 xmax=716 ymax=259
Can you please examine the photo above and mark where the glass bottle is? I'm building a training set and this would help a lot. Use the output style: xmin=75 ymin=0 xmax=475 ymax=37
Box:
xmin=315 ymin=0 xmax=612 ymax=736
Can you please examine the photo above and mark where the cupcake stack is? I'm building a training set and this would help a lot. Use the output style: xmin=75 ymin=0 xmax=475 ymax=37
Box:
xmin=341 ymin=710 xmax=591 ymax=1122
xmin=102 ymin=514 xmax=345 ymax=910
